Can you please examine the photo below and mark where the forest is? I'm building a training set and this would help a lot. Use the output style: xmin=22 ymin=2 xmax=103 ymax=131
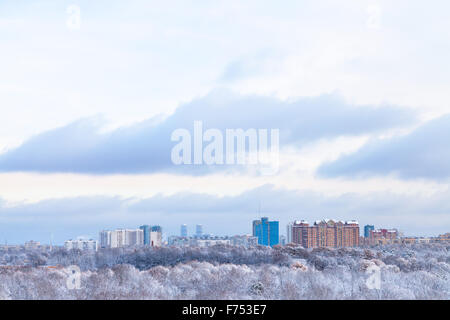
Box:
xmin=0 ymin=243 xmax=448 ymax=299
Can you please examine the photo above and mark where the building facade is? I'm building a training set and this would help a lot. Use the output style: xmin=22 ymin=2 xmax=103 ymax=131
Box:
xmin=24 ymin=240 xmax=41 ymax=250
xmin=369 ymin=228 xmax=398 ymax=245
xmin=64 ymin=239 xmax=98 ymax=251
xmin=168 ymin=235 xmax=231 ymax=247
xmin=99 ymin=229 xmax=144 ymax=248
xmin=286 ymin=222 xmax=293 ymax=244
xmin=139 ymin=225 xmax=151 ymax=245
xmin=139 ymin=225 xmax=163 ymax=246
xmin=168 ymin=235 xmax=189 ymax=246
xmin=181 ymin=224 xmax=188 ymax=237
xmin=436 ymin=233 xmax=450 ymax=242
xmin=291 ymin=219 xmax=359 ymax=248
xmin=400 ymin=234 xmax=449 ymax=244
xmin=99 ymin=230 xmax=111 ymax=248
xmin=230 ymin=235 xmax=258 ymax=247
xmin=150 ymin=228 xmax=162 ymax=247
xmin=364 ymin=225 xmax=375 ymax=238
xmin=126 ymin=229 xmax=144 ymax=246
xmin=252 ymin=217 xmax=279 ymax=247
xmin=196 ymin=239 xmax=230 ymax=247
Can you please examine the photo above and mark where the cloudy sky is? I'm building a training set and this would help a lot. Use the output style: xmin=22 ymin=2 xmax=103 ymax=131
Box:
xmin=1 ymin=0 xmax=450 ymax=244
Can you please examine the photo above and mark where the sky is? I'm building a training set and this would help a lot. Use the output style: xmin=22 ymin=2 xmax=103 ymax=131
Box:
xmin=1 ymin=0 xmax=450 ymax=244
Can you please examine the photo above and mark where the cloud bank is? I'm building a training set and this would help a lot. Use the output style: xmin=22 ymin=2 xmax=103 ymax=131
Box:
xmin=0 ymin=90 xmax=415 ymax=175
xmin=318 ymin=114 xmax=450 ymax=180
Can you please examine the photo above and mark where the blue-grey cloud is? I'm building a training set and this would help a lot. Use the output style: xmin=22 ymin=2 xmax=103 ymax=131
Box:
xmin=0 ymin=184 xmax=449 ymax=244
xmin=0 ymin=90 xmax=415 ymax=174
xmin=318 ymin=113 xmax=450 ymax=180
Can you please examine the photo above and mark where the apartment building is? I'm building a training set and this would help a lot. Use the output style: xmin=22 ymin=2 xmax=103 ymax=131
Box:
xmin=99 ymin=229 xmax=144 ymax=248
xmin=369 ymin=228 xmax=398 ymax=245
xmin=290 ymin=219 xmax=359 ymax=248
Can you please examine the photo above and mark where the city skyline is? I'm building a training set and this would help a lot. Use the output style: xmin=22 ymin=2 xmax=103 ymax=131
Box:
xmin=2 ymin=215 xmax=447 ymax=246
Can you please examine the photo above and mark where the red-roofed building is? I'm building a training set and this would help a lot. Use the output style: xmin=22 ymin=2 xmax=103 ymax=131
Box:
xmin=290 ymin=219 xmax=359 ymax=248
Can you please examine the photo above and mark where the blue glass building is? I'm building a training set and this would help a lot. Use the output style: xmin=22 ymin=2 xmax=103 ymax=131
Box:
xmin=181 ymin=224 xmax=188 ymax=237
xmin=140 ymin=225 xmax=163 ymax=245
xmin=364 ymin=225 xmax=375 ymax=238
xmin=139 ymin=225 xmax=151 ymax=245
xmin=252 ymin=217 xmax=279 ymax=247
xmin=151 ymin=225 xmax=162 ymax=232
